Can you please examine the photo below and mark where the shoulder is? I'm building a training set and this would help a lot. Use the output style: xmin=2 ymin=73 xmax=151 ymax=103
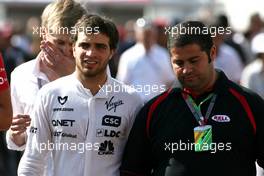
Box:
xmin=153 ymin=44 xmax=168 ymax=53
xmin=134 ymin=88 xmax=181 ymax=135
xmin=242 ymin=59 xmax=262 ymax=76
xmin=122 ymin=44 xmax=140 ymax=55
xmin=11 ymin=59 xmax=38 ymax=88
xmin=226 ymin=76 xmax=264 ymax=134
xmin=39 ymin=74 xmax=74 ymax=95
xmin=227 ymin=79 xmax=264 ymax=105
xmin=11 ymin=59 xmax=36 ymax=76
xmin=216 ymin=70 xmax=263 ymax=108
xmin=142 ymin=87 xmax=180 ymax=111
xmin=120 ymin=45 xmax=137 ymax=58
xmin=120 ymin=44 xmax=144 ymax=62
xmin=220 ymin=44 xmax=239 ymax=57
xmin=152 ymin=44 xmax=169 ymax=57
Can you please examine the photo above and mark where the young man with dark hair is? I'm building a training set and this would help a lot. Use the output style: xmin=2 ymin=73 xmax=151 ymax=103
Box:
xmin=18 ymin=14 xmax=143 ymax=176
xmin=120 ymin=21 xmax=264 ymax=176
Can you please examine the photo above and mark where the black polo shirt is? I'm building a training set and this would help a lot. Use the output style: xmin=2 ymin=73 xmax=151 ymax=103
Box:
xmin=120 ymin=71 xmax=264 ymax=176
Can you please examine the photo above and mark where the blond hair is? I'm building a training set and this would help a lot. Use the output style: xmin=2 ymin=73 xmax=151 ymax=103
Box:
xmin=41 ymin=0 xmax=86 ymax=35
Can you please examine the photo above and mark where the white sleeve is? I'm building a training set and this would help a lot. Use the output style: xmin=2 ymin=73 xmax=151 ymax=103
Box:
xmin=230 ymin=51 xmax=244 ymax=83
xmin=6 ymin=130 xmax=27 ymax=151
xmin=10 ymin=70 xmax=24 ymax=115
xmin=162 ymin=51 xmax=176 ymax=86
xmin=17 ymin=90 xmax=52 ymax=176
xmin=6 ymin=71 xmax=27 ymax=150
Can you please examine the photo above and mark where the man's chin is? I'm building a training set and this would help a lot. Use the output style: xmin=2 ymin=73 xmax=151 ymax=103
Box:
xmin=84 ymin=71 xmax=98 ymax=77
xmin=182 ymin=83 xmax=199 ymax=90
xmin=83 ymin=69 xmax=105 ymax=78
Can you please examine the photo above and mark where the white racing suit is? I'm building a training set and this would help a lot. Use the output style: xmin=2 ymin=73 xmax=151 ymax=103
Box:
xmin=18 ymin=73 xmax=143 ymax=176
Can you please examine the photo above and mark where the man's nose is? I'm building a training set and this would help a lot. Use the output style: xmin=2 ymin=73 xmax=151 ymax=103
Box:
xmin=85 ymin=47 xmax=97 ymax=57
xmin=182 ymin=63 xmax=193 ymax=74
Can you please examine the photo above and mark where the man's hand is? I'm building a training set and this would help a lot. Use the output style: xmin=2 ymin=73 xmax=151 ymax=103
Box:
xmin=9 ymin=114 xmax=31 ymax=146
xmin=40 ymin=40 xmax=75 ymax=79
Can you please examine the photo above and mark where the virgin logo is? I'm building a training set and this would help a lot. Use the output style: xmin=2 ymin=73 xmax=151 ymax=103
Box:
xmin=212 ymin=115 xmax=230 ymax=122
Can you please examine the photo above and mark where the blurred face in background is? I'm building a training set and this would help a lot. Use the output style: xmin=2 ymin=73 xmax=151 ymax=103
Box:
xmin=0 ymin=26 xmax=12 ymax=49
xmin=135 ymin=27 xmax=156 ymax=53
xmin=142 ymin=28 xmax=156 ymax=52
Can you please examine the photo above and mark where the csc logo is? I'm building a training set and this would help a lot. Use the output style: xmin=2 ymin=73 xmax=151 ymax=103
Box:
xmin=102 ymin=115 xmax=121 ymax=127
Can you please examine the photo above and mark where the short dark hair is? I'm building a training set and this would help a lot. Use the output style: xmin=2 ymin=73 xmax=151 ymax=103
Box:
xmin=167 ymin=21 xmax=213 ymax=56
xmin=71 ymin=14 xmax=119 ymax=50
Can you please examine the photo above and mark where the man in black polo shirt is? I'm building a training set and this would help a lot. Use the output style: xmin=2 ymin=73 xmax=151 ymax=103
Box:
xmin=120 ymin=21 xmax=264 ymax=176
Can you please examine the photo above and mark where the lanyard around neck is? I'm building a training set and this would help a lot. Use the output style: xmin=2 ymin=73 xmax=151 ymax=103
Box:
xmin=182 ymin=92 xmax=217 ymax=126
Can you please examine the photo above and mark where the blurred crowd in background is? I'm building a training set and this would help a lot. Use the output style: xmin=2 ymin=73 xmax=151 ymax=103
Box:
xmin=0 ymin=1 xmax=264 ymax=175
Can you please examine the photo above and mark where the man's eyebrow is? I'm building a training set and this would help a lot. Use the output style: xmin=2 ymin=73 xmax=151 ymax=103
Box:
xmin=77 ymin=42 xmax=89 ymax=46
xmin=187 ymin=55 xmax=200 ymax=60
xmin=79 ymin=41 xmax=90 ymax=44
xmin=95 ymin=43 xmax=108 ymax=46
xmin=56 ymin=39 xmax=65 ymax=42
xmin=173 ymin=55 xmax=199 ymax=61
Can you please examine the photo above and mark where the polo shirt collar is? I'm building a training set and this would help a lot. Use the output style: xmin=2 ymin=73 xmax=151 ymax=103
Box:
xmin=73 ymin=72 xmax=112 ymax=99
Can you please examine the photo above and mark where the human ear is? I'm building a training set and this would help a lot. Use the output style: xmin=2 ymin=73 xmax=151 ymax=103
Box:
xmin=209 ymin=45 xmax=217 ymax=63
xmin=109 ymin=49 xmax=115 ymax=60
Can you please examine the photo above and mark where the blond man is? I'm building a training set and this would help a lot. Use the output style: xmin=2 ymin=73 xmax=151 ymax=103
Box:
xmin=6 ymin=0 xmax=86 ymax=175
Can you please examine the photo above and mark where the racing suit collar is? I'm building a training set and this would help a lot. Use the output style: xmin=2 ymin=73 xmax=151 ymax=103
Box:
xmin=95 ymin=75 xmax=113 ymax=98
xmin=32 ymin=53 xmax=50 ymax=84
xmin=73 ymin=72 xmax=113 ymax=99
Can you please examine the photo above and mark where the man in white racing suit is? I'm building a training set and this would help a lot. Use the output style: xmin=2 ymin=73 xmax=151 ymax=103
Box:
xmin=6 ymin=0 xmax=86 ymax=152
xmin=18 ymin=14 xmax=143 ymax=176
